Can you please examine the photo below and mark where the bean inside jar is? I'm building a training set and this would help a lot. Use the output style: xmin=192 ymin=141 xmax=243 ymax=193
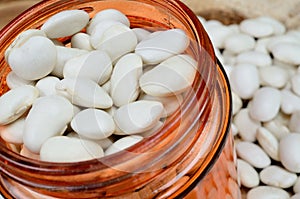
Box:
xmin=0 ymin=8 xmax=197 ymax=163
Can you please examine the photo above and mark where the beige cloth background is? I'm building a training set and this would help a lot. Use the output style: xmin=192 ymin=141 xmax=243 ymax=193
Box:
xmin=1 ymin=0 xmax=300 ymax=29
xmin=0 ymin=0 xmax=40 ymax=28
xmin=181 ymin=0 xmax=300 ymax=29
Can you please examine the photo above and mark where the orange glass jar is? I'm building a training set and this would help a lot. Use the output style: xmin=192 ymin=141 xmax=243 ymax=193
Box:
xmin=0 ymin=0 xmax=241 ymax=198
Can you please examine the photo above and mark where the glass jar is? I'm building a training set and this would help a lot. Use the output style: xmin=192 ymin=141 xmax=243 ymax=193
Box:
xmin=0 ymin=0 xmax=241 ymax=198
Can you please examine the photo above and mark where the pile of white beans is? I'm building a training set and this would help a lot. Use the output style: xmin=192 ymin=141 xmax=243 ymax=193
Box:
xmin=198 ymin=14 xmax=300 ymax=199
xmin=0 ymin=9 xmax=196 ymax=163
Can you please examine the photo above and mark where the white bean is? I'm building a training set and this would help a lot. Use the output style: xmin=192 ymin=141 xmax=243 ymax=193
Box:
xmin=222 ymin=50 xmax=236 ymax=65
xmin=259 ymin=165 xmax=297 ymax=189
xmin=256 ymin=16 xmax=286 ymax=35
xmin=224 ymin=33 xmax=255 ymax=54
xmin=71 ymin=108 xmax=115 ymax=140
xmin=273 ymin=62 xmax=297 ymax=77
xmin=205 ymin=23 xmax=234 ymax=49
xmin=279 ymin=133 xmax=300 ymax=173
xmin=139 ymin=54 xmax=197 ymax=97
xmin=113 ymin=100 xmax=164 ymax=135
xmin=247 ymin=186 xmax=290 ymax=199
xmin=96 ymin=138 xmax=113 ymax=150
xmin=87 ymin=9 xmax=130 ymax=34
xmin=230 ymin=64 xmax=259 ymax=99
xmin=105 ymin=135 xmax=143 ymax=156
xmin=237 ymin=159 xmax=259 ymax=188
xmin=231 ymin=123 xmax=239 ymax=137
xmin=6 ymin=71 xmax=35 ymax=89
xmin=240 ymin=18 xmax=274 ymax=38
xmin=7 ymin=36 xmax=57 ymax=80
xmin=23 ymin=95 xmax=74 ymax=153
xmin=5 ymin=29 xmax=46 ymax=62
xmin=132 ymin=28 xmax=151 ymax=42
xmin=51 ymin=46 xmax=88 ymax=78
xmin=135 ymin=29 xmax=189 ymax=64
xmin=41 ymin=10 xmax=89 ymax=38
xmin=249 ymin=87 xmax=281 ymax=122
xmin=263 ymin=119 xmax=290 ymax=140
xmin=40 ymin=136 xmax=104 ymax=162
xmin=71 ymin=134 xmax=112 ymax=155
xmin=233 ymin=108 xmax=261 ymax=142
xmin=236 ymin=141 xmax=271 ymax=169
xmin=35 ymin=76 xmax=60 ymax=96
xmin=90 ymin=20 xmax=122 ymax=47
xmin=91 ymin=22 xmax=137 ymax=62
xmin=56 ymin=78 xmax=113 ymax=109
xmin=235 ymin=51 xmax=272 ymax=67
xmin=281 ymin=89 xmax=300 ymax=114
xmin=0 ymin=85 xmax=39 ymax=125
xmin=110 ymin=53 xmax=143 ymax=107
xmin=71 ymin=32 xmax=94 ymax=51
xmin=139 ymin=94 xmax=183 ymax=117
xmin=231 ymin=92 xmax=242 ymax=115
xmin=267 ymin=35 xmax=300 ymax=52
xmin=81 ymin=137 xmax=112 ymax=150
xmin=203 ymin=19 xmax=222 ymax=28
xmin=294 ymin=177 xmax=300 ymax=193
xmin=259 ymin=66 xmax=289 ymax=88
xmin=256 ymin=127 xmax=280 ymax=161
xmin=63 ymin=50 xmax=112 ymax=85
xmin=271 ymin=42 xmax=300 ymax=65
xmin=0 ymin=117 xmax=25 ymax=144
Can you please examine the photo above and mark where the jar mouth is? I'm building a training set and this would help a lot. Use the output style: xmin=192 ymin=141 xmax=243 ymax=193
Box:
xmin=0 ymin=1 xmax=226 ymax=196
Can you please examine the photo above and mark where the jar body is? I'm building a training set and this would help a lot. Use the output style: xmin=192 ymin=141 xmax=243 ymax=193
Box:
xmin=0 ymin=0 xmax=240 ymax=198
